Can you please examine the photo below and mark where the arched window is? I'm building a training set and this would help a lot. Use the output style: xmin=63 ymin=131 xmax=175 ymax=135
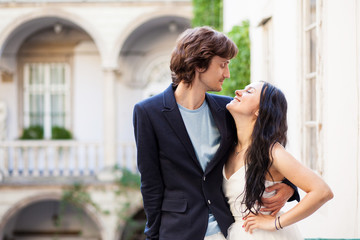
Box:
xmin=142 ymin=58 xmax=171 ymax=99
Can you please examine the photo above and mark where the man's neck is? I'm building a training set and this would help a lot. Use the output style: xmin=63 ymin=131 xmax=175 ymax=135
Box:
xmin=174 ymin=81 xmax=206 ymax=110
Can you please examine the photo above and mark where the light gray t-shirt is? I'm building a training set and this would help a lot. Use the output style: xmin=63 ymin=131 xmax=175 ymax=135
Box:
xmin=178 ymin=100 xmax=221 ymax=236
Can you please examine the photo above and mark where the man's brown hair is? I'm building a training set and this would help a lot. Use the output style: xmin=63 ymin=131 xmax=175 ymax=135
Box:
xmin=170 ymin=26 xmax=238 ymax=86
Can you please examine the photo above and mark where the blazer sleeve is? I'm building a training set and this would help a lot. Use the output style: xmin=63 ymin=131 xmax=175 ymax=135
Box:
xmin=282 ymin=178 xmax=300 ymax=202
xmin=133 ymin=103 xmax=164 ymax=240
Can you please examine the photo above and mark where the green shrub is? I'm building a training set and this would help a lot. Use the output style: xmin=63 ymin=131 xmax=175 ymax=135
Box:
xmin=20 ymin=125 xmax=44 ymax=140
xmin=114 ymin=166 xmax=141 ymax=189
xmin=192 ymin=0 xmax=223 ymax=31
xmin=51 ymin=126 xmax=72 ymax=140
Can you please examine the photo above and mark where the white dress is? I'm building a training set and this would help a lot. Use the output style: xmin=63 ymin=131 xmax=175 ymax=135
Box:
xmin=222 ymin=166 xmax=303 ymax=240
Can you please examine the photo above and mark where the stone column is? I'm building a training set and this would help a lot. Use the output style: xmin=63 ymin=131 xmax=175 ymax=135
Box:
xmin=99 ymin=68 xmax=117 ymax=181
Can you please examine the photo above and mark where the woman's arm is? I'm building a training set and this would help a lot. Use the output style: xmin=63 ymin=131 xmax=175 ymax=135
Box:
xmin=260 ymin=182 xmax=296 ymax=216
xmin=243 ymin=143 xmax=333 ymax=233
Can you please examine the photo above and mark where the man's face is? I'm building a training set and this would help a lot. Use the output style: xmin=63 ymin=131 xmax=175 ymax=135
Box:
xmin=197 ymin=56 xmax=230 ymax=92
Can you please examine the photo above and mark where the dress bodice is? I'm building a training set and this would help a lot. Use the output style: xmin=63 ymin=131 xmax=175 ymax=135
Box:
xmin=222 ymin=165 xmax=280 ymax=222
xmin=222 ymin=165 xmax=304 ymax=239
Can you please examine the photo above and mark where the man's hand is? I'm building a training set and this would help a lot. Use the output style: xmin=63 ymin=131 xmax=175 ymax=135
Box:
xmin=243 ymin=213 xmax=276 ymax=233
xmin=261 ymin=183 xmax=294 ymax=216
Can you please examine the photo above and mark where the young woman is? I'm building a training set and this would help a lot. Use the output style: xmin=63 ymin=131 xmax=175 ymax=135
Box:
xmin=223 ymin=81 xmax=333 ymax=239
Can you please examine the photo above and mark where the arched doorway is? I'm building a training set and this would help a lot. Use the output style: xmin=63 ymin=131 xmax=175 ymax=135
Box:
xmin=1 ymin=199 xmax=101 ymax=240
xmin=120 ymin=208 xmax=146 ymax=240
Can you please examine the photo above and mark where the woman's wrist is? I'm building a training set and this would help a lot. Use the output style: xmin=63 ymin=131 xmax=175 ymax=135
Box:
xmin=275 ymin=216 xmax=284 ymax=230
xmin=278 ymin=216 xmax=283 ymax=229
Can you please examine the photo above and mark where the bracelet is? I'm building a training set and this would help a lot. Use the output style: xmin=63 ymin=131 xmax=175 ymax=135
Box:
xmin=274 ymin=217 xmax=279 ymax=230
xmin=278 ymin=216 xmax=283 ymax=229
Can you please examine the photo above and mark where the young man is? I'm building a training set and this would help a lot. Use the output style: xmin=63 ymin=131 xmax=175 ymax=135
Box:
xmin=133 ymin=26 xmax=299 ymax=240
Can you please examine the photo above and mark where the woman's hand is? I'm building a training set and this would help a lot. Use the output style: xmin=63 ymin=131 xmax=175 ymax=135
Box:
xmin=243 ymin=213 xmax=276 ymax=234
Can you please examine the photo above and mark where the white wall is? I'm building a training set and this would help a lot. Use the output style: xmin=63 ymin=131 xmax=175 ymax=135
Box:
xmin=223 ymin=0 xmax=251 ymax=32
xmin=269 ymin=1 xmax=301 ymax=157
xmin=320 ymin=0 xmax=359 ymax=237
xmin=233 ymin=0 xmax=301 ymax=156
xmin=224 ymin=0 xmax=360 ymax=238
xmin=73 ymin=41 xmax=103 ymax=141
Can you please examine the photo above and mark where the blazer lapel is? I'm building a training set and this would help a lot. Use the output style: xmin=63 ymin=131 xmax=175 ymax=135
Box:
xmin=161 ymin=84 xmax=203 ymax=171
xmin=205 ymin=93 xmax=234 ymax=174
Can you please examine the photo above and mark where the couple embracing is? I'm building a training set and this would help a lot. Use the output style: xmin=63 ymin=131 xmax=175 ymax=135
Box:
xmin=133 ymin=26 xmax=333 ymax=240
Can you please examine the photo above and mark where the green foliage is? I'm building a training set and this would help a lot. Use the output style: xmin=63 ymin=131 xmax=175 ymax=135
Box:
xmin=60 ymin=182 xmax=107 ymax=216
xmin=192 ymin=0 xmax=223 ymax=31
xmin=59 ymin=167 xmax=141 ymax=231
xmin=19 ymin=125 xmax=73 ymax=140
xmin=52 ymin=126 xmax=72 ymax=139
xmin=113 ymin=166 xmax=141 ymax=223
xmin=20 ymin=125 xmax=44 ymax=139
xmin=114 ymin=166 xmax=141 ymax=189
xmin=217 ymin=21 xmax=251 ymax=97
xmin=61 ymin=183 xmax=94 ymax=209
xmin=57 ymin=183 xmax=107 ymax=229
xmin=191 ymin=0 xmax=250 ymax=96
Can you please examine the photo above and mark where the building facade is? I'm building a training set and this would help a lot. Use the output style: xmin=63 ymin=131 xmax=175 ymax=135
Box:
xmin=0 ymin=1 xmax=191 ymax=239
xmin=224 ymin=0 xmax=360 ymax=238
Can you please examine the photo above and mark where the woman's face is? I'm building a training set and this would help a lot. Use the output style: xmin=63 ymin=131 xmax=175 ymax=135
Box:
xmin=226 ymin=81 xmax=264 ymax=117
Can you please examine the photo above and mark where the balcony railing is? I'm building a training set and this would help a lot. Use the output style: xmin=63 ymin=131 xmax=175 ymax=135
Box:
xmin=0 ymin=140 xmax=137 ymax=180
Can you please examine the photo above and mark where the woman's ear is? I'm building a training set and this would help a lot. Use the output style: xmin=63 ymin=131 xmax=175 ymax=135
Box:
xmin=255 ymin=110 xmax=259 ymax=116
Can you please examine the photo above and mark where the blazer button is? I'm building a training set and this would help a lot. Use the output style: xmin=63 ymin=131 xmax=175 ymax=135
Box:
xmin=208 ymin=200 xmax=211 ymax=204
xmin=203 ymin=176 xmax=206 ymax=181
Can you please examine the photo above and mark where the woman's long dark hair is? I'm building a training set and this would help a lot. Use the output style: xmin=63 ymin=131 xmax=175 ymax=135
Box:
xmin=243 ymin=82 xmax=288 ymax=214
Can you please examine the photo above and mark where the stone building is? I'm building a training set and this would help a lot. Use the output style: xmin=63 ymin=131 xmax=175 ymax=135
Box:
xmin=224 ymin=0 xmax=360 ymax=238
xmin=0 ymin=1 xmax=191 ymax=239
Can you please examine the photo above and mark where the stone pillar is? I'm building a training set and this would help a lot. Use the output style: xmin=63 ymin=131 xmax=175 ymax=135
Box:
xmin=99 ymin=68 xmax=117 ymax=181
xmin=0 ymin=101 xmax=7 ymax=140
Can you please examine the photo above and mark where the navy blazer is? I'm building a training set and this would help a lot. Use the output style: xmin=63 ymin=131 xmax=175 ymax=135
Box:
xmin=133 ymin=84 xmax=236 ymax=240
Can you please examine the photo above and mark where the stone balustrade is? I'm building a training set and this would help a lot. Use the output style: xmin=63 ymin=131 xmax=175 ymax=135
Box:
xmin=0 ymin=140 xmax=137 ymax=181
